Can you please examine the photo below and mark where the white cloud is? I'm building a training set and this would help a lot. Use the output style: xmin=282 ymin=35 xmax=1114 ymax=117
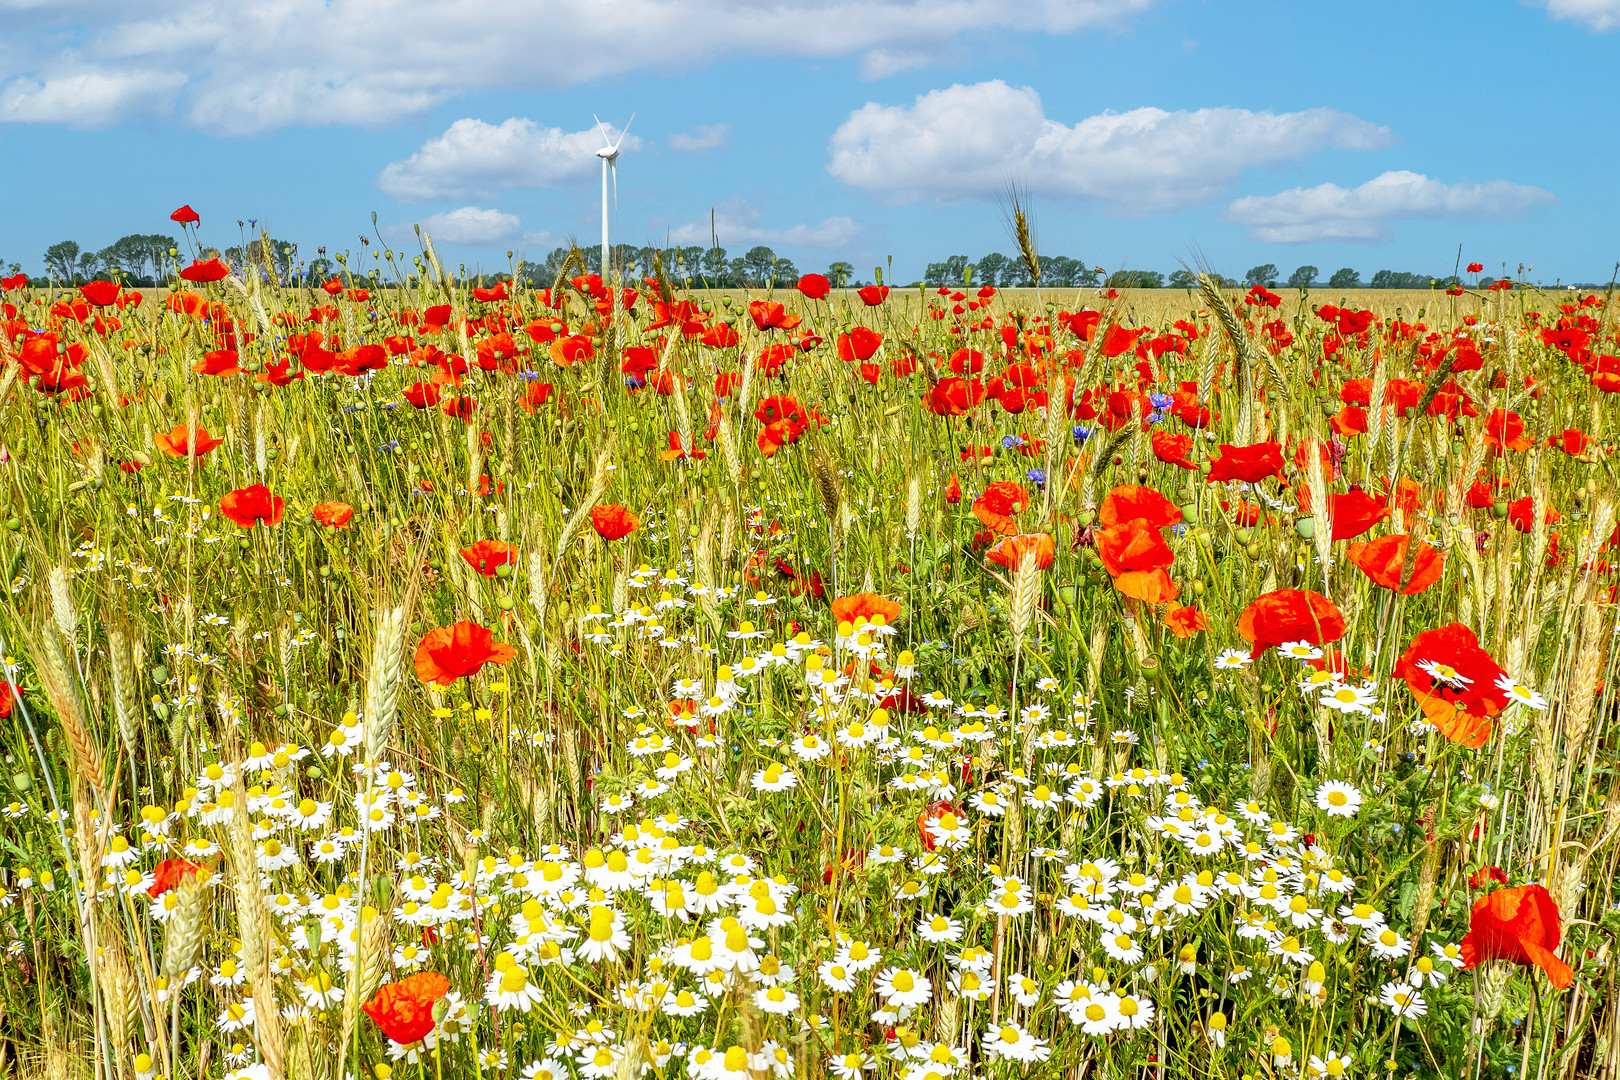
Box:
xmin=1532 ymin=0 xmax=1620 ymax=30
xmin=1223 ymin=170 xmax=1557 ymax=244
xmin=377 ymin=117 xmax=638 ymax=202
xmin=387 ymin=206 xmax=533 ymax=247
xmin=668 ymin=200 xmax=861 ymax=249
xmin=0 ymin=0 xmax=1157 ymax=133
xmin=0 ymin=69 xmax=186 ymax=126
xmin=668 ymin=123 xmax=730 ymax=153
xmin=826 ymin=80 xmax=1394 ymax=212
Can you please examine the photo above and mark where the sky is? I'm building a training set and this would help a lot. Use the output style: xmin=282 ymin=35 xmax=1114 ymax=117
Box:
xmin=0 ymin=0 xmax=1615 ymax=284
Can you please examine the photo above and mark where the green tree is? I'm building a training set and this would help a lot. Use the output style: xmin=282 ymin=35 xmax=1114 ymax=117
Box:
xmin=1369 ymin=269 xmax=1430 ymax=289
xmin=44 ymin=240 xmax=81 ymax=281
xmin=924 ymin=255 xmax=971 ymax=287
xmin=1043 ymin=256 xmax=1085 ymax=288
xmin=1286 ymin=265 xmax=1318 ymax=289
xmin=1327 ymin=267 xmax=1361 ymax=289
xmin=825 ymin=262 xmax=854 ymax=289
xmin=1167 ymin=269 xmax=1198 ymax=290
xmin=700 ymin=247 xmax=729 ymax=287
xmin=975 ymin=253 xmax=1011 ymax=288
xmin=1244 ymin=263 xmax=1279 ymax=288
xmin=1106 ymin=270 xmax=1165 ymax=289
xmin=736 ymin=246 xmax=777 ymax=288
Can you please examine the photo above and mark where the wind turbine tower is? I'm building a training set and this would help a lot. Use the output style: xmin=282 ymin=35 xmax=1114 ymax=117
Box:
xmin=594 ymin=115 xmax=633 ymax=286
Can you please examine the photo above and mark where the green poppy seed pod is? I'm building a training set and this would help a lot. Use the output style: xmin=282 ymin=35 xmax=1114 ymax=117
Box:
xmin=1198 ymin=460 xmax=1212 ymax=474
xmin=432 ymin=997 xmax=450 ymax=1024
xmin=1294 ymin=517 xmax=1316 ymax=540
xmin=1178 ymin=503 xmax=1198 ymax=521
xmin=12 ymin=772 xmax=32 ymax=793
xmin=1075 ymin=510 xmax=1095 ymax=527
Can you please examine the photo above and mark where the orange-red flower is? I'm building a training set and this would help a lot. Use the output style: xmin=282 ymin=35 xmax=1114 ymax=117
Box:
xmin=590 ymin=505 xmax=640 ymax=541
xmin=1164 ymin=602 xmax=1208 ymax=638
xmin=460 ymin=539 xmax=517 ymax=577
xmin=1460 ymin=884 xmax=1573 ymax=988
xmin=155 ymin=423 xmax=223 ymax=458
xmin=797 ymin=274 xmax=831 ymax=300
xmin=148 ymin=858 xmax=203 ymax=898
xmin=179 ymin=258 xmax=230 ymax=283
xmin=170 ymin=204 xmax=200 ymax=224
xmin=1098 ymin=486 xmax=1183 ymax=529
xmin=1347 ymin=534 xmax=1445 ymax=594
xmin=831 ymin=593 xmax=902 ymax=625
xmin=363 ymin=972 xmax=451 ymax=1044
xmin=1328 ymin=488 xmax=1390 ymax=541
xmin=413 ymin=622 xmax=516 ymax=687
xmin=1237 ymin=589 xmax=1345 ymax=657
xmin=219 ymin=485 xmax=284 ymax=529
xmin=312 ymin=502 xmax=354 ymax=528
xmin=972 ymin=481 xmax=1030 ymax=536
xmin=79 ymin=280 xmax=120 ymax=307
xmin=985 ymin=533 xmax=1055 ymax=571
xmin=1206 ymin=441 xmax=1284 ymax=484
xmin=1393 ymin=622 xmax=1508 ymax=748
xmin=1483 ymin=408 xmax=1531 ymax=452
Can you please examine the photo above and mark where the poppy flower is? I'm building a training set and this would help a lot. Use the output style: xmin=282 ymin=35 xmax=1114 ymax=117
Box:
xmin=401 ymin=381 xmax=443 ymax=409
xmin=170 ymin=205 xmax=201 ymax=224
xmin=148 ymin=858 xmax=203 ymax=898
xmin=1483 ymin=409 xmax=1532 ymax=452
xmin=1328 ymin=488 xmax=1389 ymax=542
xmin=1152 ymin=430 xmax=1196 ymax=470
xmin=1238 ymin=589 xmax=1345 ymax=658
xmin=1100 ymin=324 xmax=1139 ymax=358
xmin=1466 ymin=262 xmax=1484 ymax=274
xmin=944 ymin=473 xmax=961 ymax=505
xmin=312 ymin=502 xmax=354 ymax=528
xmin=363 ymin=972 xmax=451 ymax=1044
xmin=460 ymin=539 xmax=516 ymax=577
xmin=1507 ymin=497 xmax=1561 ymax=534
xmin=1460 ymin=885 xmax=1572 ymax=988
xmin=1165 ymin=602 xmax=1208 ymax=638
xmin=192 ymin=349 xmax=241 ymax=377
xmin=1098 ymin=486 xmax=1182 ymax=529
xmin=1094 ymin=518 xmax=1174 ymax=577
xmin=836 ymin=327 xmax=883 ymax=363
xmin=796 ymin=274 xmax=831 ymax=300
xmin=1347 ymin=534 xmax=1445 ymax=594
xmin=972 ymin=481 xmax=1030 ymax=536
xmin=550 ymin=334 xmax=595 ymax=367
xmin=590 ymin=505 xmax=640 ymax=541
xmin=155 ymin=423 xmax=224 ymax=458
xmin=984 ymin=533 xmax=1055 ymax=571
xmin=1548 ymin=428 xmax=1589 ymax=456
xmin=1392 ymin=622 xmax=1508 ymax=748
xmin=414 ymin=622 xmax=516 ymax=687
xmin=219 ymin=484 xmax=284 ymax=529
xmin=1207 ymin=441 xmax=1285 ymax=484
xmin=179 ymin=259 xmax=230 ymax=283
xmin=831 ymin=593 xmax=902 ymax=625
xmin=79 ymin=281 xmax=120 ymax=307
xmin=857 ymin=285 xmax=889 ymax=306
xmin=924 ymin=377 xmax=986 ymax=417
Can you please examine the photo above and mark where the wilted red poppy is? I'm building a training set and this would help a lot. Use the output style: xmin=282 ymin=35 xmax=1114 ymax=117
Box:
xmin=155 ymin=423 xmax=223 ymax=458
xmin=312 ymin=502 xmax=354 ymax=528
xmin=1393 ymin=622 xmax=1508 ymax=748
xmin=1237 ymin=589 xmax=1345 ymax=657
xmin=1347 ymin=534 xmax=1444 ymax=594
xmin=148 ymin=858 xmax=203 ymax=898
xmin=363 ymin=971 xmax=451 ymax=1044
xmin=170 ymin=205 xmax=201 ymax=224
xmin=985 ymin=533 xmax=1055 ymax=571
xmin=590 ymin=504 xmax=640 ymax=541
xmin=831 ymin=593 xmax=902 ymax=625
xmin=1098 ymin=486 xmax=1182 ymax=529
xmin=972 ymin=481 xmax=1030 ymax=536
xmin=414 ymin=622 xmax=516 ymax=686
xmin=79 ymin=281 xmax=120 ymax=307
xmin=1460 ymin=885 xmax=1572 ymax=988
xmin=179 ymin=259 xmax=230 ymax=283
xmin=1165 ymin=602 xmax=1207 ymax=638
xmin=219 ymin=484 xmax=284 ymax=529
xmin=1207 ymin=441 xmax=1285 ymax=484
xmin=1328 ymin=488 xmax=1389 ymax=541
xmin=460 ymin=539 xmax=516 ymax=577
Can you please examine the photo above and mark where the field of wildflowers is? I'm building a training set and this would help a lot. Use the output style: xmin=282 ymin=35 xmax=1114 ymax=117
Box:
xmin=0 ymin=215 xmax=1616 ymax=1080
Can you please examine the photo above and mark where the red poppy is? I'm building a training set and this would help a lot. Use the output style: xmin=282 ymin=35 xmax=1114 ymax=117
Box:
xmin=1237 ymin=589 xmax=1345 ymax=657
xmin=1469 ymin=865 xmax=1510 ymax=890
xmin=79 ymin=281 xmax=120 ymax=307
xmin=1393 ymin=622 xmax=1508 ymax=748
xmin=1347 ymin=534 xmax=1445 ymax=594
xmin=1483 ymin=409 xmax=1531 ymax=452
xmin=1207 ymin=441 xmax=1285 ymax=484
xmin=1098 ymin=486 xmax=1182 ymax=529
xmin=836 ymin=326 xmax=883 ymax=363
xmin=1094 ymin=518 xmax=1174 ymax=577
xmin=550 ymin=334 xmax=595 ymax=367
xmin=155 ymin=423 xmax=224 ymax=458
xmin=1165 ymin=602 xmax=1208 ymax=638
xmin=1460 ymin=885 xmax=1572 ymax=988
xmin=1508 ymin=497 xmax=1561 ymax=533
xmin=219 ymin=484 xmax=284 ymax=529
xmin=924 ymin=377 xmax=986 ymax=416
xmin=1466 ymin=262 xmax=1484 ymax=274
xmin=944 ymin=473 xmax=961 ymax=504
xmin=148 ymin=858 xmax=203 ymax=898
xmin=1328 ymin=488 xmax=1389 ymax=541
xmin=797 ymin=274 xmax=831 ymax=300
xmin=831 ymin=593 xmax=902 ymax=625
xmin=170 ymin=205 xmax=201 ymax=224
xmin=312 ymin=502 xmax=354 ymax=528
xmin=1151 ymin=430 xmax=1196 ymax=470
xmin=179 ymin=259 xmax=230 ymax=283
xmin=590 ymin=505 xmax=640 ymax=541
xmin=363 ymin=972 xmax=451 ymax=1044
xmin=1100 ymin=324 xmax=1139 ymax=358
xmin=192 ymin=349 xmax=241 ymax=376
xmin=857 ymin=285 xmax=889 ymax=306
xmin=972 ymin=481 xmax=1030 ymax=536
xmin=401 ymin=381 xmax=443 ymax=409
xmin=1547 ymin=428 xmax=1589 ymax=456
xmin=985 ymin=533 xmax=1055 ymax=571
xmin=521 ymin=380 xmax=554 ymax=412
xmin=413 ymin=622 xmax=516 ymax=687
xmin=460 ymin=539 xmax=517 ymax=577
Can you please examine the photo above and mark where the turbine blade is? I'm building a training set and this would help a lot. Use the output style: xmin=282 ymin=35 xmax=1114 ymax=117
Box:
xmin=612 ymin=112 xmax=635 ymax=152
xmin=594 ymin=113 xmax=613 ymax=148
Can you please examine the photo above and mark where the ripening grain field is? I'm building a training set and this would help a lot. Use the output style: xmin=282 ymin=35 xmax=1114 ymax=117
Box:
xmin=0 ymin=242 xmax=1617 ymax=1080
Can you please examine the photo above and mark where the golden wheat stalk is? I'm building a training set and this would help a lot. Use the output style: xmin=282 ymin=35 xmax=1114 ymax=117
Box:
xmin=160 ymin=874 xmax=207 ymax=980
xmin=363 ymin=602 xmax=412 ymax=762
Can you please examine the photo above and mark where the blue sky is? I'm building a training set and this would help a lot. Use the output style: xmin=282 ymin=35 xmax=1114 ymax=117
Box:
xmin=1 ymin=0 xmax=1614 ymax=283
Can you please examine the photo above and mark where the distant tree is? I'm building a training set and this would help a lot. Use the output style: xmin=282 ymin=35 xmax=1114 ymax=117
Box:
xmin=1106 ymin=270 xmax=1165 ymax=289
xmin=1043 ymin=256 xmax=1086 ymax=288
xmin=1328 ymin=267 xmax=1362 ymax=290
xmin=999 ymin=258 xmax=1033 ymax=288
xmin=1244 ymin=263 xmax=1279 ymax=288
xmin=1167 ymin=269 xmax=1198 ymax=290
xmin=825 ymin=261 xmax=854 ymax=289
xmin=736 ymin=246 xmax=777 ymax=288
xmin=98 ymin=234 xmax=177 ymax=282
xmin=1285 ymin=265 xmax=1318 ymax=289
xmin=974 ymin=253 xmax=1011 ymax=288
xmin=772 ymin=256 xmax=798 ymax=287
xmin=1369 ymin=269 xmax=1431 ymax=290
xmin=924 ymin=255 xmax=971 ymax=287
xmin=700 ymin=247 xmax=729 ymax=287
xmin=44 ymin=241 xmax=81 ymax=281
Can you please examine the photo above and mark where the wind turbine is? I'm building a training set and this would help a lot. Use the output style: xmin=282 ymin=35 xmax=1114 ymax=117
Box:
xmin=594 ymin=114 xmax=633 ymax=288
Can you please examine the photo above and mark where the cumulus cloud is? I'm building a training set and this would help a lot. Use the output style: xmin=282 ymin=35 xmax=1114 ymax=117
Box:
xmin=377 ymin=117 xmax=638 ymax=202
xmin=383 ymin=206 xmax=538 ymax=247
xmin=1223 ymin=170 xmax=1557 ymax=243
xmin=826 ymin=80 xmax=1394 ymax=212
xmin=0 ymin=0 xmax=1156 ymax=133
xmin=668 ymin=124 xmax=730 ymax=153
xmin=0 ymin=69 xmax=186 ymax=126
xmin=1531 ymin=0 xmax=1620 ymax=30
xmin=668 ymin=200 xmax=861 ymax=248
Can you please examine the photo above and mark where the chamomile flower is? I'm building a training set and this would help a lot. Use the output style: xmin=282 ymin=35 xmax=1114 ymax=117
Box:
xmin=1314 ymin=780 xmax=1363 ymax=818
xmin=1496 ymin=673 xmax=1549 ymax=710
